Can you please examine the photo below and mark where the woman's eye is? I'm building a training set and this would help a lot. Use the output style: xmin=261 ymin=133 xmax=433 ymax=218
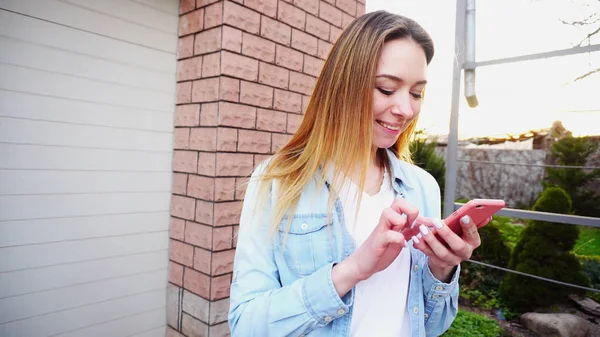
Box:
xmin=377 ymin=88 xmax=394 ymax=96
xmin=410 ymin=92 xmax=423 ymax=99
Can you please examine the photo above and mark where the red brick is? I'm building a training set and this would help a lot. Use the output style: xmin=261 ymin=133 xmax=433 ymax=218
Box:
xmin=185 ymin=221 xmax=212 ymax=249
xmin=212 ymin=250 xmax=235 ymax=275
xmin=174 ymin=128 xmax=190 ymax=150
xmin=222 ymin=26 xmax=242 ymax=52
xmin=254 ymin=154 xmax=271 ymax=166
xmin=261 ymin=16 xmax=291 ymax=46
xmin=204 ymin=1 xmax=223 ymax=29
xmin=194 ymin=247 xmax=212 ymax=274
xmin=259 ymin=62 xmax=289 ymax=89
xmin=272 ymin=133 xmax=293 ymax=152
xmin=215 ymin=178 xmax=236 ymax=201
xmin=242 ymin=33 xmax=276 ymax=63
xmin=200 ymin=102 xmax=218 ymax=126
xmin=221 ymin=51 xmax=259 ymax=81
xmin=201 ymin=52 xmax=220 ymax=77
xmin=273 ymin=89 xmax=302 ymax=113
xmin=294 ymin=0 xmax=319 ymax=15
xmin=174 ymin=150 xmax=199 ymax=173
xmin=169 ymin=261 xmax=184 ymax=286
xmin=275 ymin=45 xmax=303 ymax=72
xmin=278 ymin=1 xmax=306 ymax=30
xmin=323 ymin=0 xmax=334 ymax=3
xmin=194 ymin=27 xmax=221 ymax=55
xmin=167 ymin=326 xmax=185 ymax=337
xmin=211 ymin=274 xmax=232 ymax=300
xmin=189 ymin=127 xmax=217 ymax=151
xmin=240 ymin=81 xmax=274 ymax=108
xmin=171 ymin=195 xmax=196 ymax=220
xmin=196 ymin=199 xmax=214 ymax=225
xmin=289 ymin=71 xmax=315 ymax=95
xmin=319 ymin=1 xmax=342 ymax=27
xmin=216 ymin=153 xmax=254 ymax=176
xmin=342 ymin=12 xmax=354 ymax=29
xmin=291 ymin=29 xmax=318 ymax=56
xmin=181 ymin=0 xmax=196 ymax=14
xmin=223 ymin=1 xmax=260 ymax=34
xmin=238 ymin=129 xmax=272 ymax=153
xmin=172 ymin=173 xmax=188 ymax=196
xmin=356 ymin=2 xmax=365 ymax=16
xmin=197 ymin=0 xmax=220 ymax=7
xmin=184 ymin=267 xmax=210 ymax=298
xmin=306 ymin=14 xmax=330 ymax=40
xmin=170 ymin=217 xmax=186 ymax=240
xmin=336 ymin=0 xmax=356 ymax=16
xmin=302 ymin=95 xmax=310 ymax=113
xmin=235 ymin=178 xmax=248 ymax=200
xmin=245 ymin=0 xmax=278 ymax=17
xmin=192 ymin=77 xmax=219 ymax=102
xmin=178 ymin=35 xmax=194 ymax=59
xmin=218 ymin=102 xmax=256 ymax=128
xmin=303 ymin=54 xmax=324 ymax=77
xmin=287 ymin=113 xmax=303 ymax=133
xmin=213 ymin=225 xmax=233 ymax=249
xmin=170 ymin=239 xmax=194 ymax=267
xmin=217 ymin=128 xmax=238 ymax=151
xmin=317 ymin=39 xmax=333 ymax=59
xmin=179 ymin=9 xmax=205 ymax=36
xmin=233 ymin=225 xmax=240 ymax=247
xmin=188 ymin=174 xmax=215 ymax=200
xmin=177 ymin=82 xmax=192 ymax=104
xmin=256 ymin=108 xmax=287 ymax=132
xmin=330 ymin=25 xmax=342 ymax=43
xmin=198 ymin=152 xmax=216 ymax=176
xmin=219 ymin=77 xmax=240 ymax=102
xmin=214 ymin=201 xmax=243 ymax=226
xmin=356 ymin=0 xmax=364 ymax=3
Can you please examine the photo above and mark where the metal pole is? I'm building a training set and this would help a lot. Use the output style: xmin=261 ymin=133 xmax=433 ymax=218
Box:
xmin=464 ymin=0 xmax=478 ymax=107
xmin=443 ymin=0 xmax=467 ymax=218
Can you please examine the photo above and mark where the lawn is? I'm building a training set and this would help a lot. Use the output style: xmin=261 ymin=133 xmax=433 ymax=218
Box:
xmin=573 ymin=227 xmax=600 ymax=258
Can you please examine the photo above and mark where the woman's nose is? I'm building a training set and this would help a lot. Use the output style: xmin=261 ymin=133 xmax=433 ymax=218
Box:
xmin=389 ymin=93 xmax=414 ymax=119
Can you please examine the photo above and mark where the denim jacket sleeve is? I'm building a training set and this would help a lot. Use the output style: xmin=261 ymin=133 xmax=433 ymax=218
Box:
xmin=228 ymin=164 xmax=351 ymax=337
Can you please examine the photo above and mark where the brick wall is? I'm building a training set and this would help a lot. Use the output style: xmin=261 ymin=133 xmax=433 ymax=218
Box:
xmin=169 ymin=0 xmax=365 ymax=335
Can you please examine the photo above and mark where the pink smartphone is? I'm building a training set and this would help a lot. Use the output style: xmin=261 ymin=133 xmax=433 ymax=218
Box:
xmin=400 ymin=199 xmax=505 ymax=239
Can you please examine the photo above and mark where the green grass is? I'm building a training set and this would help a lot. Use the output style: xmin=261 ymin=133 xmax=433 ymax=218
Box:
xmin=442 ymin=309 xmax=504 ymax=337
xmin=573 ymin=227 xmax=600 ymax=257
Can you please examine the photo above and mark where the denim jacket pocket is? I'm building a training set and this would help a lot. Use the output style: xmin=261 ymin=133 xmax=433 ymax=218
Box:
xmin=276 ymin=214 xmax=335 ymax=277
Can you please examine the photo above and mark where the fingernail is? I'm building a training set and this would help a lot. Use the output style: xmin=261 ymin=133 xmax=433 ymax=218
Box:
xmin=417 ymin=233 xmax=422 ymax=239
xmin=412 ymin=235 xmax=420 ymax=244
xmin=461 ymin=215 xmax=471 ymax=225
xmin=433 ymin=218 xmax=443 ymax=229
xmin=400 ymin=213 xmax=407 ymax=220
xmin=419 ymin=224 xmax=429 ymax=236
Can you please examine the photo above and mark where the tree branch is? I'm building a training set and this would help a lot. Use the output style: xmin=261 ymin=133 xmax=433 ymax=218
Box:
xmin=573 ymin=67 xmax=600 ymax=81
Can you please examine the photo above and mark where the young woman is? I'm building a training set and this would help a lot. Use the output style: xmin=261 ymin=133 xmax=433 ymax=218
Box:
xmin=228 ymin=10 xmax=487 ymax=337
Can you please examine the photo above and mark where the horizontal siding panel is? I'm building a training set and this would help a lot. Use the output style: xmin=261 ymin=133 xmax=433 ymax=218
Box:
xmin=0 ymin=250 xmax=168 ymax=298
xmin=0 ymin=36 xmax=176 ymax=93
xmin=0 ymin=289 xmax=166 ymax=337
xmin=0 ymin=170 xmax=171 ymax=195
xmin=0 ymin=11 xmax=175 ymax=73
xmin=0 ymin=0 xmax=177 ymax=52
xmin=131 ymin=0 xmax=178 ymax=15
xmin=0 ymin=117 xmax=172 ymax=152
xmin=0 ymin=212 xmax=169 ymax=247
xmin=0 ymin=90 xmax=173 ymax=132
xmin=0 ymin=64 xmax=175 ymax=112
xmin=62 ymin=0 xmax=178 ymax=34
xmin=129 ymin=326 xmax=167 ymax=337
xmin=0 ymin=232 xmax=169 ymax=272
xmin=0 ymin=192 xmax=171 ymax=222
xmin=0 ymin=144 xmax=173 ymax=171
xmin=57 ymin=308 xmax=166 ymax=337
xmin=0 ymin=269 xmax=167 ymax=324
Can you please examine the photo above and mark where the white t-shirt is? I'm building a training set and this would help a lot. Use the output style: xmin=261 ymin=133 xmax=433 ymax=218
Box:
xmin=338 ymin=169 xmax=412 ymax=337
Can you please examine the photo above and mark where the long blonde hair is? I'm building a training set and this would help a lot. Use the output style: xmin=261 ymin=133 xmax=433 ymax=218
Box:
xmin=256 ymin=11 xmax=434 ymax=234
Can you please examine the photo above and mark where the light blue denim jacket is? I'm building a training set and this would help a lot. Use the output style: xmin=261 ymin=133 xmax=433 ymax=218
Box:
xmin=229 ymin=149 xmax=459 ymax=336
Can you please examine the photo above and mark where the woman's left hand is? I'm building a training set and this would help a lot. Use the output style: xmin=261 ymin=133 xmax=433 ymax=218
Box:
xmin=411 ymin=215 xmax=491 ymax=282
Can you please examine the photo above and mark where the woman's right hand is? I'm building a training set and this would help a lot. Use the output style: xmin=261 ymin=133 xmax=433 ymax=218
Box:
xmin=331 ymin=198 xmax=419 ymax=297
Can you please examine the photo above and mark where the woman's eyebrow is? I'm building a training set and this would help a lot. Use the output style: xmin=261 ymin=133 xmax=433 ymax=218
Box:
xmin=375 ymin=74 xmax=427 ymax=85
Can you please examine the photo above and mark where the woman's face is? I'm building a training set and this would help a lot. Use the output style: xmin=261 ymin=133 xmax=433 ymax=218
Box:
xmin=372 ymin=38 xmax=428 ymax=149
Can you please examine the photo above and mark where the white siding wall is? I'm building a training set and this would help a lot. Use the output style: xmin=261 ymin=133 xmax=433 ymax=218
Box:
xmin=0 ymin=0 xmax=179 ymax=336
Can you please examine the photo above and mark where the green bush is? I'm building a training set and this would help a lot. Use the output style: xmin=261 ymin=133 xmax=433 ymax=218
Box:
xmin=442 ymin=309 xmax=504 ymax=337
xmin=581 ymin=258 xmax=600 ymax=289
xmin=410 ymin=131 xmax=445 ymax=201
xmin=499 ymin=187 xmax=590 ymax=313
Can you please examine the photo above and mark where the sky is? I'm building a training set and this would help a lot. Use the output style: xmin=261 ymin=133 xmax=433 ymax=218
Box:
xmin=367 ymin=0 xmax=600 ymax=138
